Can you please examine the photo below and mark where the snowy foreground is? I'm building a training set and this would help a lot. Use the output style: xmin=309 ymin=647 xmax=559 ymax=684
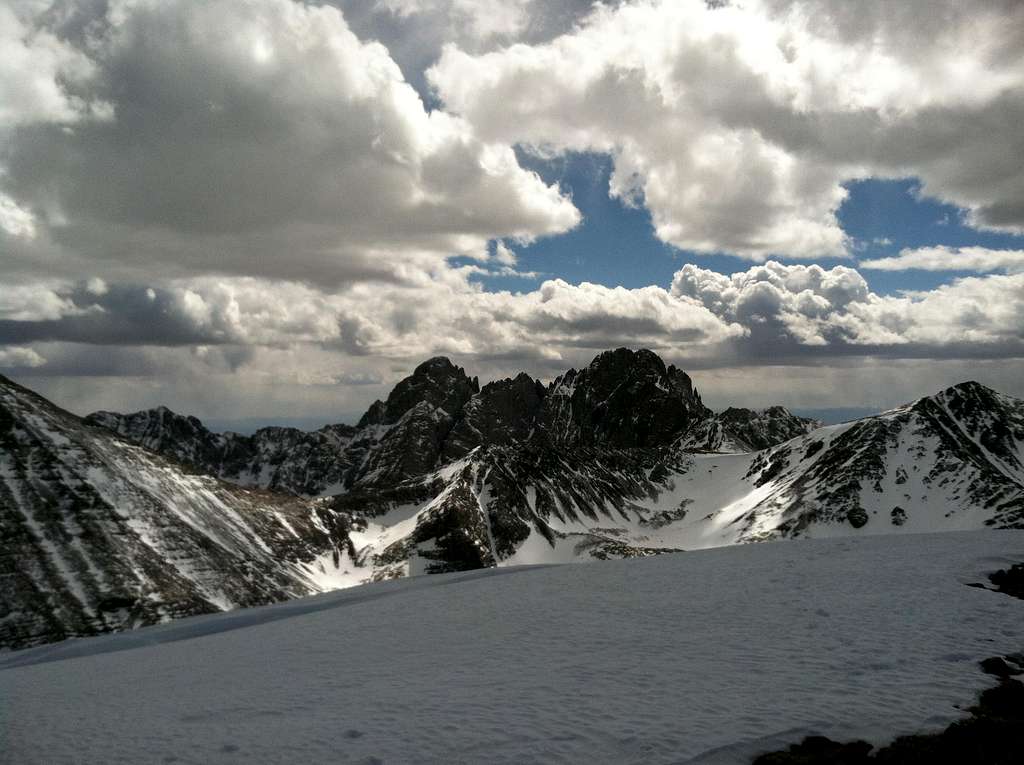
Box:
xmin=2 ymin=531 xmax=1023 ymax=764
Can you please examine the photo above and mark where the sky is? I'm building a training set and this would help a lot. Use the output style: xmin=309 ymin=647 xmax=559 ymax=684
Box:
xmin=2 ymin=0 xmax=1024 ymax=429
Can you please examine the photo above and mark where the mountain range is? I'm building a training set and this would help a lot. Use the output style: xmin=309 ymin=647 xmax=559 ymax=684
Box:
xmin=2 ymin=347 xmax=1023 ymax=650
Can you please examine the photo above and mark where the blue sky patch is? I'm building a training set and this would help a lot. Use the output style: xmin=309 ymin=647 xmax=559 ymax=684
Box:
xmin=461 ymin=155 xmax=1024 ymax=296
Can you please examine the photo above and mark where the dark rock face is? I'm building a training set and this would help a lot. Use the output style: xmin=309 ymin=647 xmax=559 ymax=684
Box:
xmin=541 ymin=348 xmax=710 ymax=447
xmin=443 ymin=373 xmax=547 ymax=460
xmin=86 ymin=408 xmax=360 ymax=496
xmin=846 ymin=507 xmax=869 ymax=528
xmin=359 ymin=401 xmax=457 ymax=486
xmin=358 ymin=356 xmax=479 ymax=427
xmin=718 ymin=406 xmax=820 ymax=451
xmin=989 ymin=563 xmax=1024 ymax=600
xmin=354 ymin=358 xmax=479 ymax=486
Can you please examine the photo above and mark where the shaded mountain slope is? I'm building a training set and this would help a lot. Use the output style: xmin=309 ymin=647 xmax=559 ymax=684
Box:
xmin=0 ymin=375 xmax=353 ymax=650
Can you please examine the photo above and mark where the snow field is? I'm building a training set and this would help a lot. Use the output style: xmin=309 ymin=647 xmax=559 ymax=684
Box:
xmin=2 ymin=530 xmax=1022 ymax=764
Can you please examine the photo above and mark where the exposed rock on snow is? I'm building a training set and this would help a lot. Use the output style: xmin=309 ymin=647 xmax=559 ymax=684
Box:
xmin=753 ymin=567 xmax=1024 ymax=765
xmin=4 ymin=348 xmax=1024 ymax=649
xmin=680 ymin=406 xmax=820 ymax=453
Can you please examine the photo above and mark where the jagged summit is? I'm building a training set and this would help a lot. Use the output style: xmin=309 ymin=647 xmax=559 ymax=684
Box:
xmin=79 ymin=348 xmax=815 ymax=493
xmin=443 ymin=371 xmax=547 ymax=460
xmin=357 ymin=355 xmax=478 ymax=428
xmin=542 ymin=347 xmax=708 ymax=447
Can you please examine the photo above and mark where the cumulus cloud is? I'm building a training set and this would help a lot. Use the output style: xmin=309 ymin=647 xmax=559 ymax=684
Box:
xmin=376 ymin=0 xmax=534 ymax=46
xmin=671 ymin=261 xmax=1024 ymax=356
xmin=0 ymin=0 xmax=579 ymax=285
xmin=334 ymin=0 xmax=603 ymax=97
xmin=861 ymin=246 xmax=1024 ymax=273
xmin=494 ymin=241 xmax=518 ymax=266
xmin=7 ymin=259 xmax=1022 ymax=379
xmin=429 ymin=0 xmax=1024 ymax=257
xmin=0 ymin=281 xmax=84 ymax=322
xmin=0 ymin=2 xmax=108 ymax=127
xmin=0 ymin=346 xmax=46 ymax=369
xmin=0 ymin=192 xmax=37 ymax=239
xmin=0 ymin=272 xmax=742 ymax=361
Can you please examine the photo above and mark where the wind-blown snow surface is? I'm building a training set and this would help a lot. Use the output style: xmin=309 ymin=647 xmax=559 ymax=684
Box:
xmin=2 ymin=531 xmax=1022 ymax=764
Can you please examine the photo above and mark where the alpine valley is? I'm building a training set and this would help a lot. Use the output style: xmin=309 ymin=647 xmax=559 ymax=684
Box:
xmin=2 ymin=348 xmax=1023 ymax=651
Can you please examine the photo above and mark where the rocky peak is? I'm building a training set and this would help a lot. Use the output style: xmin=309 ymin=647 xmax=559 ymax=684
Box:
xmin=697 ymin=405 xmax=820 ymax=452
xmin=357 ymin=356 xmax=479 ymax=428
xmin=913 ymin=380 xmax=1024 ymax=474
xmin=542 ymin=348 xmax=711 ymax=447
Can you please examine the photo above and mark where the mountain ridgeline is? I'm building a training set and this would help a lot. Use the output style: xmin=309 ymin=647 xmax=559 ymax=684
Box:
xmin=88 ymin=350 xmax=729 ymax=493
xmin=86 ymin=349 xmax=809 ymax=496
xmin=3 ymin=348 xmax=1023 ymax=650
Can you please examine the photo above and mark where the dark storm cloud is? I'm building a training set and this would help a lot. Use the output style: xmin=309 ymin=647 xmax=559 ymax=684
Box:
xmin=0 ymin=284 xmax=219 ymax=346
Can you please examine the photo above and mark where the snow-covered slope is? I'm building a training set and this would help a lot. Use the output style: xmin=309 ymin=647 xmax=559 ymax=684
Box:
xmin=0 ymin=374 xmax=355 ymax=651
xmin=313 ymin=380 xmax=1024 ymax=581
xmin=2 ymin=531 xmax=1021 ymax=764
xmin=6 ymin=350 xmax=1024 ymax=649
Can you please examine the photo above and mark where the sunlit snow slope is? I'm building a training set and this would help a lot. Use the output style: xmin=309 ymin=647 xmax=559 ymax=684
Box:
xmin=2 ymin=531 xmax=1022 ymax=764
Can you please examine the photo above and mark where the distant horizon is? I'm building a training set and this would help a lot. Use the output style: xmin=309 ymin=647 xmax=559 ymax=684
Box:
xmin=3 ymin=352 xmax=985 ymax=436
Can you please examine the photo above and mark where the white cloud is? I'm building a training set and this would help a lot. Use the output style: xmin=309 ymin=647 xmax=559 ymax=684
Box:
xmin=1 ymin=0 xmax=579 ymax=285
xmin=861 ymin=246 xmax=1024 ymax=273
xmin=85 ymin=277 xmax=109 ymax=296
xmin=0 ymin=192 xmax=37 ymax=239
xmin=376 ymin=0 xmax=534 ymax=46
xmin=672 ymin=260 xmax=1024 ymax=351
xmin=0 ymin=2 xmax=107 ymax=127
xmin=171 ymin=274 xmax=744 ymax=357
xmin=494 ymin=241 xmax=518 ymax=266
xmin=429 ymin=0 xmax=1024 ymax=257
xmin=7 ymin=261 xmax=1022 ymax=378
xmin=0 ymin=282 xmax=81 ymax=322
xmin=0 ymin=346 xmax=46 ymax=369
